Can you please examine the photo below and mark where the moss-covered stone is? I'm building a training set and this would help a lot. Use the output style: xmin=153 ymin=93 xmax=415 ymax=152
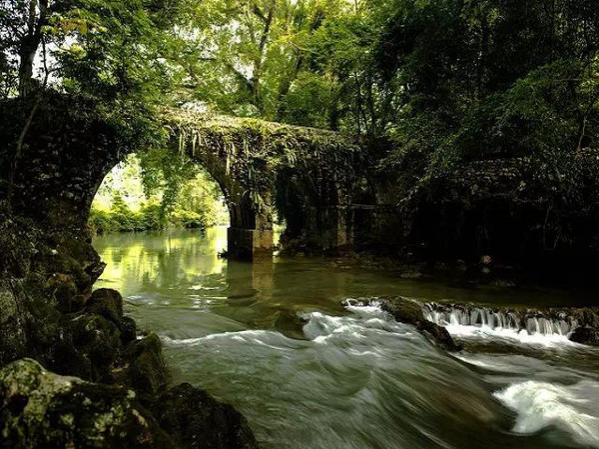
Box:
xmin=378 ymin=297 xmax=463 ymax=352
xmin=35 ymin=233 xmax=105 ymax=301
xmin=46 ymin=273 xmax=83 ymax=313
xmin=0 ymin=283 xmax=27 ymax=367
xmin=153 ymin=383 xmax=260 ymax=449
xmin=85 ymin=288 xmax=124 ymax=325
xmin=123 ymin=334 xmax=169 ymax=399
xmin=53 ymin=313 xmax=123 ymax=383
xmin=0 ymin=359 xmax=175 ymax=449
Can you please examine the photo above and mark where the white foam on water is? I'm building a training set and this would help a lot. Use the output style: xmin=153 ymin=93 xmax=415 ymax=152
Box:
xmin=189 ymin=285 xmax=220 ymax=291
xmin=161 ymin=301 xmax=599 ymax=449
xmin=494 ymin=380 xmax=599 ymax=448
xmin=423 ymin=304 xmax=579 ymax=347
xmin=442 ymin=323 xmax=575 ymax=346
xmin=161 ymin=303 xmax=506 ymax=449
xmin=301 ymin=306 xmax=413 ymax=343
xmin=163 ymin=329 xmax=280 ymax=346
xmin=344 ymin=300 xmax=386 ymax=318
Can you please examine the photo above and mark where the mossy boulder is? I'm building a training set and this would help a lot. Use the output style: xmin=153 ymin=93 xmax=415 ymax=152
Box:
xmin=53 ymin=313 xmax=123 ymax=383
xmin=85 ymin=288 xmax=124 ymax=324
xmin=47 ymin=273 xmax=83 ymax=313
xmin=123 ymin=334 xmax=169 ymax=399
xmin=379 ymin=296 xmax=462 ymax=352
xmin=153 ymin=383 xmax=260 ymax=449
xmin=35 ymin=234 xmax=105 ymax=300
xmin=570 ymin=327 xmax=599 ymax=346
xmin=84 ymin=289 xmax=137 ymax=344
xmin=274 ymin=310 xmax=309 ymax=340
xmin=0 ymin=359 xmax=174 ymax=449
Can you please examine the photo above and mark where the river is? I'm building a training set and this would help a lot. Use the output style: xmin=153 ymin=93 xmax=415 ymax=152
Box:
xmin=93 ymin=228 xmax=599 ymax=449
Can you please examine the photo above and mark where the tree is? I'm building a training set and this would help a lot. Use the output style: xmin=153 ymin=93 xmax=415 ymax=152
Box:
xmin=375 ymin=0 xmax=599 ymax=161
xmin=168 ymin=0 xmax=357 ymax=124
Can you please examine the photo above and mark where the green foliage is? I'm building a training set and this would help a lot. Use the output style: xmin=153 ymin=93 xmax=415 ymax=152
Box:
xmin=88 ymin=199 xmax=208 ymax=235
xmin=138 ymin=147 xmax=199 ymax=216
xmin=376 ymin=0 xmax=599 ymax=209
xmin=1 ymin=0 xmax=186 ymax=101
xmin=165 ymin=0 xmax=386 ymax=133
xmin=89 ymin=155 xmax=226 ymax=235
xmin=5 ymin=0 xmax=599 ymax=243
xmin=170 ymin=209 xmax=205 ymax=230
xmin=0 ymin=0 xmax=190 ymax=205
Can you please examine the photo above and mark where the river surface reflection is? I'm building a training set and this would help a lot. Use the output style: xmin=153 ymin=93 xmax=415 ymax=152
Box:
xmin=94 ymin=228 xmax=599 ymax=449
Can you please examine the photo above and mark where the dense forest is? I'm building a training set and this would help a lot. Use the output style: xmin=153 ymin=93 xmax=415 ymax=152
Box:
xmin=3 ymin=0 xmax=599 ymax=174
xmin=2 ymin=1 xmax=599 ymax=449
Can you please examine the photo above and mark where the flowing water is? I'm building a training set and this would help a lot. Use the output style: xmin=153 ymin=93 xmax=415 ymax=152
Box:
xmin=94 ymin=228 xmax=599 ymax=449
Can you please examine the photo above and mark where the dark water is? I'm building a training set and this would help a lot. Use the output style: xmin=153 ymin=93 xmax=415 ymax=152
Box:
xmin=94 ymin=228 xmax=599 ymax=449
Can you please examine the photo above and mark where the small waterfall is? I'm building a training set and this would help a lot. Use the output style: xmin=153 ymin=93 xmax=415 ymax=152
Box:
xmin=422 ymin=303 xmax=578 ymax=338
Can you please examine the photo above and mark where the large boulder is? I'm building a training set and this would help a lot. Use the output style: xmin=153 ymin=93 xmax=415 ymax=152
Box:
xmin=154 ymin=383 xmax=260 ymax=449
xmin=379 ymin=296 xmax=462 ymax=351
xmin=66 ymin=313 xmax=123 ymax=382
xmin=0 ymin=359 xmax=174 ymax=449
xmin=85 ymin=288 xmax=124 ymax=325
xmin=85 ymin=288 xmax=136 ymax=343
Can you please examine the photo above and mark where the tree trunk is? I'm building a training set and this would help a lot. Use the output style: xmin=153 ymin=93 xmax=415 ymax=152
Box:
xmin=18 ymin=0 xmax=42 ymax=98
xmin=18 ymin=41 xmax=38 ymax=97
xmin=252 ymin=2 xmax=275 ymax=116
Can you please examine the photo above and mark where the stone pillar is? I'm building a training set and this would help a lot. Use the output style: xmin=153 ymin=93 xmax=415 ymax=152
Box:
xmin=227 ymin=227 xmax=274 ymax=261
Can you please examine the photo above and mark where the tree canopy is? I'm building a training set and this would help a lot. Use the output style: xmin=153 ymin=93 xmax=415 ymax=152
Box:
xmin=2 ymin=0 xmax=599 ymax=216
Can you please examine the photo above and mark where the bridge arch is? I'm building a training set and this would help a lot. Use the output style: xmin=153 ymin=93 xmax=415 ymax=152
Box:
xmin=3 ymin=97 xmax=364 ymax=261
xmin=162 ymin=109 xmax=363 ymax=258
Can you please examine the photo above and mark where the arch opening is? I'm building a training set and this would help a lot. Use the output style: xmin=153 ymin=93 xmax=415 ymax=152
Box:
xmin=89 ymin=153 xmax=229 ymax=237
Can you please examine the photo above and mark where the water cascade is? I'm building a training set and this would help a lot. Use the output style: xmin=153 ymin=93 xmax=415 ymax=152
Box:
xmin=422 ymin=303 xmax=578 ymax=338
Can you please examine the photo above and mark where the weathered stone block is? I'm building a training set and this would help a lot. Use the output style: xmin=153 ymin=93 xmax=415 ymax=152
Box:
xmin=227 ymin=227 xmax=273 ymax=260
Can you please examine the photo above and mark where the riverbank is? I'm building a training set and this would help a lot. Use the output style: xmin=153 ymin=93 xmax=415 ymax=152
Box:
xmin=277 ymin=246 xmax=599 ymax=301
xmin=4 ymin=224 xmax=599 ymax=448
xmin=0 ymin=210 xmax=259 ymax=448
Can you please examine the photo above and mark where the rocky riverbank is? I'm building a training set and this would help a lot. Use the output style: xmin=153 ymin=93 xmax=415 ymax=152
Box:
xmin=0 ymin=206 xmax=259 ymax=448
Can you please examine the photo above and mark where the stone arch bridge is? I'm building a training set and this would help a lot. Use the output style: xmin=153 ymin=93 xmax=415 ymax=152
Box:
xmin=3 ymin=101 xmax=373 ymax=260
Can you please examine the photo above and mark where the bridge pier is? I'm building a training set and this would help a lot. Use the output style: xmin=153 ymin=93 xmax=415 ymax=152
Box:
xmin=227 ymin=227 xmax=274 ymax=261
xmin=226 ymin=190 xmax=274 ymax=261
